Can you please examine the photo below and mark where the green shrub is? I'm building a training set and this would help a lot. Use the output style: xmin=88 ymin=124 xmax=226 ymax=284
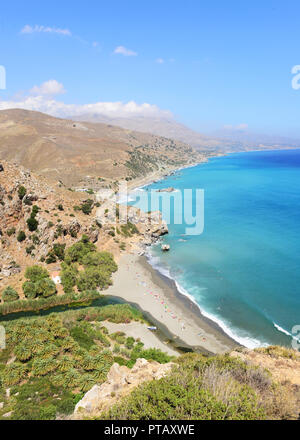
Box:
xmin=25 ymin=266 xmax=50 ymax=283
xmin=81 ymin=199 xmax=94 ymax=215
xmin=60 ymin=263 xmax=78 ymax=293
xmin=2 ymin=286 xmax=19 ymax=302
xmin=22 ymin=281 xmax=37 ymax=299
xmin=76 ymin=266 xmax=112 ymax=292
xmin=46 ymin=243 xmax=66 ymax=264
xmin=31 ymin=205 xmax=40 ymax=216
xmin=70 ymin=326 xmax=95 ymax=351
xmin=17 ymin=231 xmax=26 ymax=242
xmin=39 ymin=404 xmax=57 ymax=420
xmin=22 ymin=266 xmax=56 ymax=299
xmin=45 ymin=253 xmax=57 ymax=264
xmin=125 ymin=337 xmax=135 ymax=349
xmin=26 ymin=245 xmax=35 ymax=255
xmin=64 ymin=236 xmax=96 ymax=265
xmin=35 ymin=279 xmax=57 ymax=298
xmin=97 ymin=304 xmax=144 ymax=324
xmin=56 ymin=398 xmax=74 ymax=415
xmin=31 ymin=234 xmax=40 ymax=245
xmin=120 ymin=222 xmax=139 ymax=237
xmin=18 ymin=186 xmax=27 ymax=200
xmin=53 ymin=243 xmax=66 ymax=260
xmin=27 ymin=217 xmax=38 ymax=232
xmin=82 ymin=251 xmax=118 ymax=273
xmin=129 ymin=347 xmax=172 ymax=366
xmin=7 ymin=227 xmax=16 ymax=237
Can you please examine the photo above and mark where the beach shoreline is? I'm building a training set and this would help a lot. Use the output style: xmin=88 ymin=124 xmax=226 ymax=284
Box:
xmin=127 ymin=154 xmax=217 ymax=191
xmin=114 ymin=154 xmax=240 ymax=355
xmin=105 ymin=254 xmax=238 ymax=355
xmin=139 ymin=255 xmax=240 ymax=350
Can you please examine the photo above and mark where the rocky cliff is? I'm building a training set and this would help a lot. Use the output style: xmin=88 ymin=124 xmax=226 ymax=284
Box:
xmin=73 ymin=358 xmax=174 ymax=417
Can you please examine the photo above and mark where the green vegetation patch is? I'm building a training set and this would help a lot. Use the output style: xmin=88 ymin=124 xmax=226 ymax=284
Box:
xmin=101 ymin=353 xmax=279 ymax=421
xmin=23 ymin=266 xmax=57 ymax=299
xmin=0 ymin=303 xmax=169 ymax=420
xmin=61 ymin=236 xmax=118 ymax=294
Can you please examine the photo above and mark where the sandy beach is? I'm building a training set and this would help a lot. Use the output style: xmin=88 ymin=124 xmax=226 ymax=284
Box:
xmin=105 ymin=254 xmax=238 ymax=355
xmin=103 ymin=321 xmax=179 ymax=357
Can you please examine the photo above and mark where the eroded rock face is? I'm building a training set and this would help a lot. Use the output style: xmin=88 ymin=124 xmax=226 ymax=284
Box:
xmin=74 ymin=358 xmax=174 ymax=416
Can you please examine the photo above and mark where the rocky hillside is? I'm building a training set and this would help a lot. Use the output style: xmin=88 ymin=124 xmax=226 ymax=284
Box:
xmin=73 ymin=345 xmax=300 ymax=421
xmin=73 ymin=358 xmax=174 ymax=416
xmin=0 ymin=160 xmax=168 ymax=298
xmin=0 ymin=109 xmax=206 ymax=187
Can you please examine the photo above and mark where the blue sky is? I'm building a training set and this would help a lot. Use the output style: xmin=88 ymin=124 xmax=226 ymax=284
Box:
xmin=1 ymin=0 xmax=300 ymax=137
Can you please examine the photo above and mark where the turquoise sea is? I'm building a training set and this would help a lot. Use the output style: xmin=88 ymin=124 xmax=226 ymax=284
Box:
xmin=129 ymin=149 xmax=300 ymax=348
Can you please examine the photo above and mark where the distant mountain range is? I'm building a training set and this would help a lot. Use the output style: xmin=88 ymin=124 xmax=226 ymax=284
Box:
xmin=72 ymin=113 xmax=227 ymax=151
xmin=212 ymin=127 xmax=300 ymax=150
xmin=72 ymin=113 xmax=300 ymax=152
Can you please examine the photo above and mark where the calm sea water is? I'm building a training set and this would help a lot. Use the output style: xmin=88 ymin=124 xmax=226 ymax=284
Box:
xmin=129 ymin=149 xmax=300 ymax=348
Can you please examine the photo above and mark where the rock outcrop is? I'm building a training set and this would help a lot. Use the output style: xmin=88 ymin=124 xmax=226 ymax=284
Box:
xmin=74 ymin=358 xmax=174 ymax=417
xmin=157 ymin=187 xmax=175 ymax=193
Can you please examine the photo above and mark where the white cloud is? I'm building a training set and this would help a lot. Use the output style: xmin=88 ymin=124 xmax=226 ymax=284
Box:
xmin=30 ymin=80 xmax=66 ymax=97
xmin=156 ymin=58 xmax=164 ymax=64
xmin=21 ymin=25 xmax=71 ymax=36
xmin=236 ymin=123 xmax=248 ymax=130
xmin=114 ymin=46 xmax=137 ymax=56
xmin=0 ymin=81 xmax=172 ymax=120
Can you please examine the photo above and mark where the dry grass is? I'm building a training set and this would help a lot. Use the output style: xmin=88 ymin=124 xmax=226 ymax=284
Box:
xmin=255 ymin=346 xmax=299 ymax=360
xmin=201 ymin=364 xmax=240 ymax=405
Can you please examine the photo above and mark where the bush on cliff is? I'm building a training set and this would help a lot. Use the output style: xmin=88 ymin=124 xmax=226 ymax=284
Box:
xmin=2 ymin=286 xmax=19 ymax=303
xmin=17 ymin=231 xmax=26 ymax=242
xmin=18 ymin=186 xmax=26 ymax=200
xmin=22 ymin=266 xmax=57 ymax=299
xmin=26 ymin=216 xmax=38 ymax=232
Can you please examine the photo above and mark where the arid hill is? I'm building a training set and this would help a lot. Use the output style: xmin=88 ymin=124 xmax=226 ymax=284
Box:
xmin=0 ymin=109 xmax=205 ymax=187
xmin=73 ymin=113 xmax=225 ymax=151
